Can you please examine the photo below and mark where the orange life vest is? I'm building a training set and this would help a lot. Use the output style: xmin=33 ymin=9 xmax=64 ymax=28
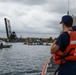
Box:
xmin=53 ymin=31 xmax=76 ymax=64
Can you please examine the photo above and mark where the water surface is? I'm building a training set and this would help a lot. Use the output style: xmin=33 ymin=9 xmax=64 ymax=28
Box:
xmin=0 ymin=43 xmax=52 ymax=75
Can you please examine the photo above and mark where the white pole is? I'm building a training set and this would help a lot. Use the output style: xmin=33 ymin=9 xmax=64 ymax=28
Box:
xmin=74 ymin=0 xmax=75 ymax=8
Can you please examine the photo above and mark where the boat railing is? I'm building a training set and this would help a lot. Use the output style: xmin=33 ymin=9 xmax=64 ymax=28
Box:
xmin=41 ymin=56 xmax=59 ymax=75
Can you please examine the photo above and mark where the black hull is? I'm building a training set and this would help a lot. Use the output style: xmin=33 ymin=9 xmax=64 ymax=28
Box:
xmin=0 ymin=45 xmax=12 ymax=49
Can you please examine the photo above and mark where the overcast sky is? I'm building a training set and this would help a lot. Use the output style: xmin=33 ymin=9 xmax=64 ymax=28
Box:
xmin=0 ymin=0 xmax=76 ymax=38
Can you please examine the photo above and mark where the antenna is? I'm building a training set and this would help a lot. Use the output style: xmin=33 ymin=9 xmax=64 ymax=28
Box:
xmin=67 ymin=0 xmax=69 ymax=15
xmin=74 ymin=0 xmax=75 ymax=15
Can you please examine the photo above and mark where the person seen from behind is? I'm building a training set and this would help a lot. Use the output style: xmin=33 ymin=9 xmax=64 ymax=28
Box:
xmin=50 ymin=15 xmax=76 ymax=75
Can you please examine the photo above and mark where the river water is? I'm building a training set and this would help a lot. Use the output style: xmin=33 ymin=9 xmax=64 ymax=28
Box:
xmin=0 ymin=43 xmax=52 ymax=75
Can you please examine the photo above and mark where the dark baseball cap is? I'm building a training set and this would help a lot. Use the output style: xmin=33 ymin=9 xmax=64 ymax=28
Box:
xmin=60 ymin=15 xmax=73 ymax=24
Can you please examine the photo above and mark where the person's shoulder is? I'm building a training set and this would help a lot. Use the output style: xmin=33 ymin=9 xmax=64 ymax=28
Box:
xmin=60 ymin=32 xmax=69 ymax=37
xmin=72 ymin=26 xmax=76 ymax=31
xmin=56 ymin=32 xmax=69 ymax=47
xmin=57 ymin=32 xmax=69 ymax=41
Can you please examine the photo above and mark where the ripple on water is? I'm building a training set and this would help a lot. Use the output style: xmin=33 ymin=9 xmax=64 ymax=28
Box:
xmin=0 ymin=43 xmax=51 ymax=75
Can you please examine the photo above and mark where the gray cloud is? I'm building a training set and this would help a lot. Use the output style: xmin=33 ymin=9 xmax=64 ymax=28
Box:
xmin=0 ymin=0 xmax=49 ymax=5
xmin=42 ymin=0 xmax=76 ymax=15
xmin=0 ymin=0 xmax=76 ymax=38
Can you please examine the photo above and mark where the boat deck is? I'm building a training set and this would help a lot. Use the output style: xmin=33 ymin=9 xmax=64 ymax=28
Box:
xmin=46 ymin=57 xmax=59 ymax=75
xmin=41 ymin=56 xmax=59 ymax=75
